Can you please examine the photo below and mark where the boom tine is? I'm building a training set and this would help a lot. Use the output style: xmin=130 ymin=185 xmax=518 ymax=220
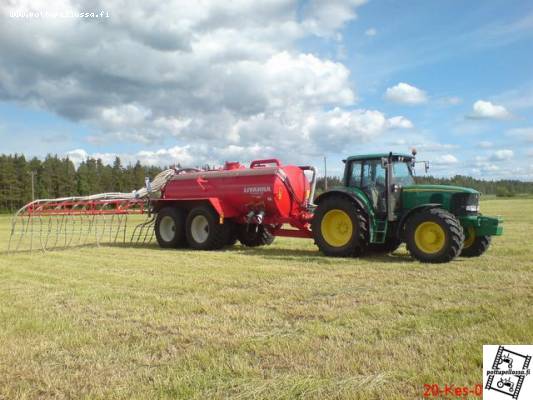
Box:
xmin=13 ymin=216 xmax=24 ymax=252
xmin=109 ymin=214 xmax=114 ymax=242
xmin=124 ymin=214 xmax=129 ymax=244
xmin=142 ymin=218 xmax=151 ymax=243
xmin=39 ymin=215 xmax=45 ymax=252
xmin=78 ymin=214 xmax=84 ymax=246
xmin=113 ymin=214 xmax=122 ymax=243
xmin=28 ymin=214 xmax=34 ymax=252
xmin=8 ymin=214 xmax=18 ymax=254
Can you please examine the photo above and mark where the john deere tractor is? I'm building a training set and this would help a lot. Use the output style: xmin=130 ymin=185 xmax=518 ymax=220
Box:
xmin=312 ymin=152 xmax=503 ymax=263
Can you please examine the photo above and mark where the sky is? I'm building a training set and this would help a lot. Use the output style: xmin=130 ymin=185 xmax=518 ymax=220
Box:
xmin=0 ymin=0 xmax=532 ymax=180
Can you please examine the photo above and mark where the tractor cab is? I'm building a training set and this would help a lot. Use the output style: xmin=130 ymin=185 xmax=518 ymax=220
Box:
xmin=343 ymin=152 xmax=415 ymax=219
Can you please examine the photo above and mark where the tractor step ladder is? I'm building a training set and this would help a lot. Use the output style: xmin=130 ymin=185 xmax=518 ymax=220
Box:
xmin=372 ymin=219 xmax=388 ymax=244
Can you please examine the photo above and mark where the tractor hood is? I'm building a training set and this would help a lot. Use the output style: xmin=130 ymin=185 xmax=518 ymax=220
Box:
xmin=402 ymin=184 xmax=479 ymax=194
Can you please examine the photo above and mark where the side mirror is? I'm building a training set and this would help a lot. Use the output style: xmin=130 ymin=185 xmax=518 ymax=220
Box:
xmin=381 ymin=157 xmax=388 ymax=168
xmin=425 ymin=161 xmax=430 ymax=173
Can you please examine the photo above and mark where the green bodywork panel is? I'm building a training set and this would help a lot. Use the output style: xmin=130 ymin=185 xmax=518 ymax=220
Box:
xmin=459 ymin=215 xmax=503 ymax=236
xmin=400 ymin=184 xmax=478 ymax=210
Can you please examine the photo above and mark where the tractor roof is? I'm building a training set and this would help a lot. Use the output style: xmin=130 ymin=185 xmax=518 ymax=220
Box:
xmin=345 ymin=153 xmax=413 ymax=162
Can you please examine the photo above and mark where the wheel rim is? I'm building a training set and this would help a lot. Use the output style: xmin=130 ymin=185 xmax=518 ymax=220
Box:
xmin=414 ymin=221 xmax=446 ymax=254
xmin=159 ymin=215 xmax=176 ymax=242
xmin=191 ymin=215 xmax=209 ymax=243
xmin=463 ymin=226 xmax=476 ymax=249
xmin=321 ymin=209 xmax=353 ymax=247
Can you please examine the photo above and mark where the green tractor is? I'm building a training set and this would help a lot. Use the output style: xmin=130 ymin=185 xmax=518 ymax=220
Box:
xmin=312 ymin=152 xmax=503 ymax=263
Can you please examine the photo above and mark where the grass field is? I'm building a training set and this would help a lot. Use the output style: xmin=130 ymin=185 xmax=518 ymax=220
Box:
xmin=1 ymin=198 xmax=532 ymax=399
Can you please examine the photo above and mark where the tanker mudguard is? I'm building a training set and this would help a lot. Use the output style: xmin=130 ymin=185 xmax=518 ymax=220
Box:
xmin=315 ymin=188 xmax=370 ymax=215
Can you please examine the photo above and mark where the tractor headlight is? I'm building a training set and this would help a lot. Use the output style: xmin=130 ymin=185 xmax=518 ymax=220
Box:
xmin=465 ymin=204 xmax=480 ymax=213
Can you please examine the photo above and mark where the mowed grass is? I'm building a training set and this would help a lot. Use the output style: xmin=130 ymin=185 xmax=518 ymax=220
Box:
xmin=0 ymin=198 xmax=532 ymax=399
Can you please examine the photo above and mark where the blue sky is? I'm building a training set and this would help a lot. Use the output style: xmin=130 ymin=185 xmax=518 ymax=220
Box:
xmin=1 ymin=0 xmax=532 ymax=179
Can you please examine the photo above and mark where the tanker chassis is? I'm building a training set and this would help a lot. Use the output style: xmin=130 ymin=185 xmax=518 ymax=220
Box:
xmin=152 ymin=153 xmax=502 ymax=264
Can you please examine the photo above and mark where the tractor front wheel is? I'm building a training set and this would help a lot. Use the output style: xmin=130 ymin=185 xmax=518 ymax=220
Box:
xmin=461 ymin=226 xmax=491 ymax=257
xmin=155 ymin=207 xmax=187 ymax=248
xmin=185 ymin=205 xmax=230 ymax=250
xmin=311 ymin=196 xmax=368 ymax=257
xmin=405 ymin=208 xmax=464 ymax=263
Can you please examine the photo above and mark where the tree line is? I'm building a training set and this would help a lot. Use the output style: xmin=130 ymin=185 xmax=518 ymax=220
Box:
xmin=0 ymin=154 xmax=163 ymax=212
xmin=1 ymin=153 xmax=532 ymax=212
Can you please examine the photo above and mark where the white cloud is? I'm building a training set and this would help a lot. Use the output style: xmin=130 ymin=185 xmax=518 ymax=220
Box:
xmin=469 ymin=100 xmax=511 ymax=119
xmin=506 ymin=127 xmax=533 ymax=142
xmin=384 ymin=82 xmax=428 ymax=105
xmin=415 ymin=142 xmax=458 ymax=152
xmin=433 ymin=154 xmax=459 ymax=165
xmin=365 ymin=28 xmax=377 ymax=36
xmin=490 ymin=149 xmax=514 ymax=161
xmin=65 ymin=149 xmax=88 ymax=166
xmin=479 ymin=141 xmax=493 ymax=148
xmin=302 ymin=0 xmax=367 ymax=37
xmin=387 ymin=116 xmax=413 ymax=129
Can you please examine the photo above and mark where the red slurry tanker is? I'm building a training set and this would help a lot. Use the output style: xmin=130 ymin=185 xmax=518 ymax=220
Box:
xmin=152 ymin=159 xmax=317 ymax=250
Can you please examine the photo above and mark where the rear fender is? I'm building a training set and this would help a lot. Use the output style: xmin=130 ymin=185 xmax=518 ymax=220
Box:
xmin=315 ymin=189 xmax=372 ymax=217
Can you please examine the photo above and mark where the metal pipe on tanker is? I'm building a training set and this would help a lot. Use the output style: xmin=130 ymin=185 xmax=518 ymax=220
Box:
xmin=298 ymin=166 xmax=318 ymax=208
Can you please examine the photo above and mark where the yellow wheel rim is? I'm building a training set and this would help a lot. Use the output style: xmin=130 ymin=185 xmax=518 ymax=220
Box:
xmin=414 ymin=221 xmax=446 ymax=254
xmin=321 ymin=209 xmax=353 ymax=247
xmin=463 ymin=226 xmax=476 ymax=249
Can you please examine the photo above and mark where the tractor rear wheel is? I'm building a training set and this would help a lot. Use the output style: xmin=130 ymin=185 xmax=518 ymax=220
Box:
xmin=405 ymin=208 xmax=464 ymax=263
xmin=237 ymin=224 xmax=275 ymax=247
xmin=461 ymin=226 xmax=491 ymax=257
xmin=311 ymin=195 xmax=368 ymax=257
xmin=155 ymin=207 xmax=186 ymax=248
xmin=185 ymin=205 xmax=230 ymax=250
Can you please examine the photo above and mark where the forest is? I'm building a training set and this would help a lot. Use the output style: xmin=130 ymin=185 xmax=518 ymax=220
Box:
xmin=1 ymin=153 xmax=532 ymax=212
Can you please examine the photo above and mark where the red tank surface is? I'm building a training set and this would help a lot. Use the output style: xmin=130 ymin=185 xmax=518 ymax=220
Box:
xmin=159 ymin=159 xmax=314 ymax=226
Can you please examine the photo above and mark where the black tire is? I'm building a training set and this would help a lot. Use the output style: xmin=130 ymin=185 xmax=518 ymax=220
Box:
xmin=155 ymin=207 xmax=186 ymax=248
xmin=237 ymin=224 xmax=275 ymax=247
xmin=461 ymin=233 xmax=491 ymax=257
xmin=185 ymin=205 xmax=230 ymax=250
xmin=225 ymin=221 xmax=239 ymax=246
xmin=367 ymin=239 xmax=401 ymax=254
xmin=311 ymin=195 xmax=368 ymax=257
xmin=405 ymin=208 xmax=464 ymax=263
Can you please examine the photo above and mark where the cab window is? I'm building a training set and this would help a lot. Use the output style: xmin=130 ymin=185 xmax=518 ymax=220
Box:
xmin=393 ymin=162 xmax=415 ymax=186
xmin=348 ymin=161 xmax=362 ymax=187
